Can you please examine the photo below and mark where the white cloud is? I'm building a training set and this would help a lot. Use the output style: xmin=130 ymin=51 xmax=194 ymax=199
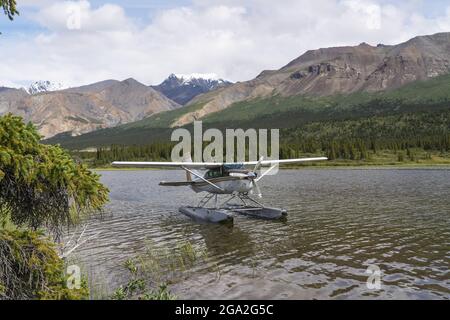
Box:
xmin=437 ymin=7 xmax=450 ymax=30
xmin=343 ymin=0 xmax=382 ymax=30
xmin=34 ymin=1 xmax=133 ymax=32
xmin=17 ymin=0 xmax=57 ymax=8
xmin=1 ymin=0 xmax=450 ymax=88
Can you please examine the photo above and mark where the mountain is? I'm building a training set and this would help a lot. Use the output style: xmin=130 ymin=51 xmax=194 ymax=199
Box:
xmin=75 ymin=78 xmax=180 ymax=119
xmin=45 ymin=71 xmax=450 ymax=149
xmin=0 ymin=86 xmax=16 ymax=93
xmin=0 ymin=87 xmax=29 ymax=115
xmin=27 ymin=80 xmax=67 ymax=95
xmin=172 ymin=32 xmax=450 ymax=126
xmin=64 ymin=79 xmax=119 ymax=94
xmin=152 ymin=73 xmax=232 ymax=105
xmin=45 ymin=32 xmax=450 ymax=149
xmin=8 ymin=32 xmax=450 ymax=146
xmin=0 ymin=78 xmax=180 ymax=138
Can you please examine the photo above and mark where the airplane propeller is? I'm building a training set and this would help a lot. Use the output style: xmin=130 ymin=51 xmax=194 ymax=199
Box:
xmin=227 ymin=156 xmax=279 ymax=198
xmin=251 ymin=179 xmax=262 ymax=198
xmin=253 ymin=156 xmax=264 ymax=172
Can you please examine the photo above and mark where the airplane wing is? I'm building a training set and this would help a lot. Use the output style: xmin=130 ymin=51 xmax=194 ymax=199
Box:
xmin=111 ymin=161 xmax=224 ymax=169
xmin=249 ymin=157 xmax=328 ymax=166
xmin=112 ymin=157 xmax=327 ymax=169
xmin=159 ymin=181 xmax=196 ymax=186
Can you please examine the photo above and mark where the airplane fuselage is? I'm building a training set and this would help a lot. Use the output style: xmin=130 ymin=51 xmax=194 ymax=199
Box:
xmin=191 ymin=176 xmax=253 ymax=194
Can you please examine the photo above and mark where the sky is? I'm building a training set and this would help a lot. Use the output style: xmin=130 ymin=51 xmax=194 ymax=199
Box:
xmin=1 ymin=0 xmax=450 ymax=88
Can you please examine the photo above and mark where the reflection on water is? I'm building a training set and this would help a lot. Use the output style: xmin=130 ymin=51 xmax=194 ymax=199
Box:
xmin=70 ymin=169 xmax=450 ymax=299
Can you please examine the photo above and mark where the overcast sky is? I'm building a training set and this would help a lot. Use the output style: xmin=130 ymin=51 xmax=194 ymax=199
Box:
xmin=1 ymin=0 xmax=449 ymax=88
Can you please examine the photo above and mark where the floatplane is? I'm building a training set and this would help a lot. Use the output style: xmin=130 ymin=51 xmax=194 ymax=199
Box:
xmin=112 ymin=155 xmax=327 ymax=223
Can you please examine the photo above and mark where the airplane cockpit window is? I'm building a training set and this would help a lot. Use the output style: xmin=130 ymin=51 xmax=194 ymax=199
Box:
xmin=205 ymin=167 xmax=223 ymax=179
xmin=223 ymin=164 xmax=244 ymax=171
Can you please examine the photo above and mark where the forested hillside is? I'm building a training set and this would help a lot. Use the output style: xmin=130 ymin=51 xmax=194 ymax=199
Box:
xmin=49 ymin=74 xmax=450 ymax=166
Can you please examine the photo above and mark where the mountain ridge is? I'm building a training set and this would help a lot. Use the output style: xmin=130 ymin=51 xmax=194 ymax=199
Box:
xmin=3 ymin=32 xmax=450 ymax=140
xmin=0 ymin=78 xmax=180 ymax=138
xmin=44 ymin=72 xmax=450 ymax=149
xmin=175 ymin=32 xmax=450 ymax=127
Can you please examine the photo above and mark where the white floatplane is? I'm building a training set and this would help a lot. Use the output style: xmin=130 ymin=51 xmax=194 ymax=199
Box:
xmin=112 ymin=156 xmax=327 ymax=223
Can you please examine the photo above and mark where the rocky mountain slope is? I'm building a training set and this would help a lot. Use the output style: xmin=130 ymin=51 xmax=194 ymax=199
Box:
xmin=44 ymin=72 xmax=450 ymax=149
xmin=174 ymin=32 xmax=450 ymax=126
xmin=152 ymin=73 xmax=232 ymax=105
xmin=0 ymin=78 xmax=180 ymax=138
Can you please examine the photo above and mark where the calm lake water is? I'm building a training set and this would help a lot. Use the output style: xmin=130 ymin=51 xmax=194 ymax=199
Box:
xmin=70 ymin=169 xmax=450 ymax=300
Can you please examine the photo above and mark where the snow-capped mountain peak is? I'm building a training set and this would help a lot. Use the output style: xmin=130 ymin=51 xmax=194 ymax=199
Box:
xmin=27 ymin=81 xmax=67 ymax=95
xmin=153 ymin=73 xmax=233 ymax=105
xmin=174 ymin=73 xmax=220 ymax=83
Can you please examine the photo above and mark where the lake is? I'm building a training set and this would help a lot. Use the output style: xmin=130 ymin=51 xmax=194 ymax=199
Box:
xmin=70 ymin=169 xmax=450 ymax=299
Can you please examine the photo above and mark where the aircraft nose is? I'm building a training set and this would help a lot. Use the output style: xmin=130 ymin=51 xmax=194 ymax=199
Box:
xmin=248 ymin=172 xmax=257 ymax=179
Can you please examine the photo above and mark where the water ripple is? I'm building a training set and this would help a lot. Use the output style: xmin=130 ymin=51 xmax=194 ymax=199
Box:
xmin=68 ymin=169 xmax=450 ymax=299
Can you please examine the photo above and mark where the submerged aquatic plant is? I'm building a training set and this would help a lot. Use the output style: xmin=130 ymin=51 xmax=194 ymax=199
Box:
xmin=139 ymin=240 xmax=211 ymax=282
xmin=111 ymin=240 xmax=214 ymax=300
xmin=111 ymin=258 xmax=176 ymax=300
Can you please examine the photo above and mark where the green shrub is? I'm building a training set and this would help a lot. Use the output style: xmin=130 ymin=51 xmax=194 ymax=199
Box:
xmin=0 ymin=114 xmax=109 ymax=300
xmin=0 ymin=230 xmax=89 ymax=300
xmin=0 ymin=114 xmax=109 ymax=239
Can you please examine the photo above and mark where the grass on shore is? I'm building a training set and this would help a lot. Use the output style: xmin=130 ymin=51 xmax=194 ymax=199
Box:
xmin=289 ymin=149 xmax=450 ymax=168
xmin=0 ymin=211 xmax=16 ymax=231
xmin=89 ymin=149 xmax=450 ymax=170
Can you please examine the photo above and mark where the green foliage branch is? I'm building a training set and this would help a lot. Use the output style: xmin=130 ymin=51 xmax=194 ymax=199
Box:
xmin=0 ymin=114 xmax=109 ymax=239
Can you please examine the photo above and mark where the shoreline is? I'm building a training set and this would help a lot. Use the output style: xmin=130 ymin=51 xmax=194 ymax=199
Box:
xmin=92 ymin=163 xmax=450 ymax=171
